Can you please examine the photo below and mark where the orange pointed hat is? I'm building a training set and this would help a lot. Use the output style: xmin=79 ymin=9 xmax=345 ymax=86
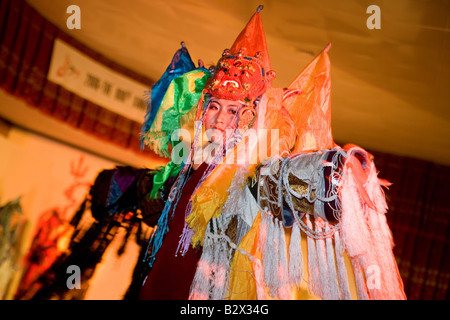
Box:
xmin=230 ymin=5 xmax=271 ymax=72
xmin=204 ymin=6 xmax=276 ymax=103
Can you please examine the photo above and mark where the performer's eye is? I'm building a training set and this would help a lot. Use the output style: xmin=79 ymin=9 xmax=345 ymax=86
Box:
xmin=228 ymin=108 xmax=237 ymax=115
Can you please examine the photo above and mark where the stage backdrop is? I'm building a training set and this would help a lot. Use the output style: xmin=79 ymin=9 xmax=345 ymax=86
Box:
xmin=0 ymin=0 xmax=154 ymax=154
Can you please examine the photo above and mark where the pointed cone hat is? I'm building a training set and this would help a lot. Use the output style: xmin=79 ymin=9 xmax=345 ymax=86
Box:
xmin=284 ymin=43 xmax=335 ymax=152
xmin=230 ymin=5 xmax=271 ymax=72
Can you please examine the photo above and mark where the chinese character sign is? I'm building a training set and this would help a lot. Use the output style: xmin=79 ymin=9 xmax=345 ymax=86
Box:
xmin=47 ymin=38 xmax=148 ymax=123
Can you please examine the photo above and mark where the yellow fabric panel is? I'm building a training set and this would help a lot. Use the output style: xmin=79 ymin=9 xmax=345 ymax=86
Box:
xmin=187 ymin=165 xmax=237 ymax=247
xmin=227 ymin=212 xmax=358 ymax=300
xmin=227 ymin=211 xmax=260 ymax=300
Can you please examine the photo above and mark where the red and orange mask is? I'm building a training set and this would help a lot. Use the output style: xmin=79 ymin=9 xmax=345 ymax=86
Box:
xmin=205 ymin=48 xmax=275 ymax=104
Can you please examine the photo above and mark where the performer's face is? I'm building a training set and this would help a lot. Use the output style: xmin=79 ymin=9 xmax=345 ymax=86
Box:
xmin=204 ymin=98 xmax=239 ymax=143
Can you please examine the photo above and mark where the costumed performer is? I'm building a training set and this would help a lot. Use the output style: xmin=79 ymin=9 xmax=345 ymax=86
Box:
xmin=137 ymin=6 xmax=406 ymax=300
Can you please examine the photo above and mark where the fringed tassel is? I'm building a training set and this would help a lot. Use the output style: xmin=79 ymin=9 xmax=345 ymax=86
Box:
xmin=146 ymin=162 xmax=191 ymax=267
xmin=339 ymin=159 xmax=375 ymax=299
xmin=376 ymin=213 xmax=406 ymax=299
xmin=338 ymin=147 xmax=406 ymax=300
xmin=365 ymin=208 xmax=389 ymax=300
xmin=288 ymin=221 xmax=303 ymax=288
xmin=189 ymin=233 xmax=213 ymax=300
xmin=190 ymin=218 xmax=234 ymax=300
xmin=352 ymin=259 xmax=369 ymax=300
xmin=211 ymin=218 xmax=232 ymax=299
xmin=146 ymin=204 xmax=169 ymax=267
xmin=269 ymin=215 xmax=281 ymax=297
xmin=364 ymin=163 xmax=406 ymax=300
xmin=253 ymin=257 xmax=267 ymax=299
xmin=176 ymin=222 xmax=194 ymax=257
xmin=258 ymin=209 xmax=268 ymax=253
xmin=263 ymin=212 xmax=278 ymax=295
xmin=256 ymin=210 xmax=269 ymax=299
xmin=276 ymin=219 xmax=291 ymax=299
xmin=325 ymin=224 xmax=340 ymax=300
xmin=210 ymin=236 xmax=231 ymax=299
xmin=334 ymin=230 xmax=352 ymax=300
xmin=189 ymin=261 xmax=211 ymax=300
xmin=315 ymin=221 xmax=330 ymax=299
xmin=339 ymin=165 xmax=371 ymax=259
xmin=377 ymin=212 xmax=394 ymax=251
xmin=305 ymin=215 xmax=321 ymax=297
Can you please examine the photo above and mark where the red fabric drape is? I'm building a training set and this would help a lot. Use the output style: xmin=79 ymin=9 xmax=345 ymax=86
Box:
xmin=0 ymin=0 xmax=154 ymax=155
xmin=366 ymin=149 xmax=450 ymax=300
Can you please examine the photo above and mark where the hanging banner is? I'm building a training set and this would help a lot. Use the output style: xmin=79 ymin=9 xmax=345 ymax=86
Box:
xmin=47 ymin=38 xmax=149 ymax=123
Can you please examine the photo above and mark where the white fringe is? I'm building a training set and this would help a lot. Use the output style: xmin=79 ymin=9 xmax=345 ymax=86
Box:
xmin=253 ymin=257 xmax=267 ymax=299
xmin=288 ymin=221 xmax=303 ymax=288
xmin=277 ymin=219 xmax=291 ymax=299
xmin=189 ymin=233 xmax=213 ymax=300
xmin=352 ymin=259 xmax=369 ymax=300
xmin=210 ymin=232 xmax=231 ymax=299
xmin=325 ymin=224 xmax=340 ymax=300
xmin=189 ymin=219 xmax=234 ymax=300
xmin=364 ymin=163 xmax=406 ymax=300
xmin=255 ymin=210 xmax=268 ymax=299
xmin=340 ymin=163 xmax=371 ymax=259
xmin=334 ymin=230 xmax=352 ymax=300
xmin=263 ymin=212 xmax=278 ymax=295
xmin=315 ymin=221 xmax=330 ymax=299
xmin=306 ymin=215 xmax=321 ymax=297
